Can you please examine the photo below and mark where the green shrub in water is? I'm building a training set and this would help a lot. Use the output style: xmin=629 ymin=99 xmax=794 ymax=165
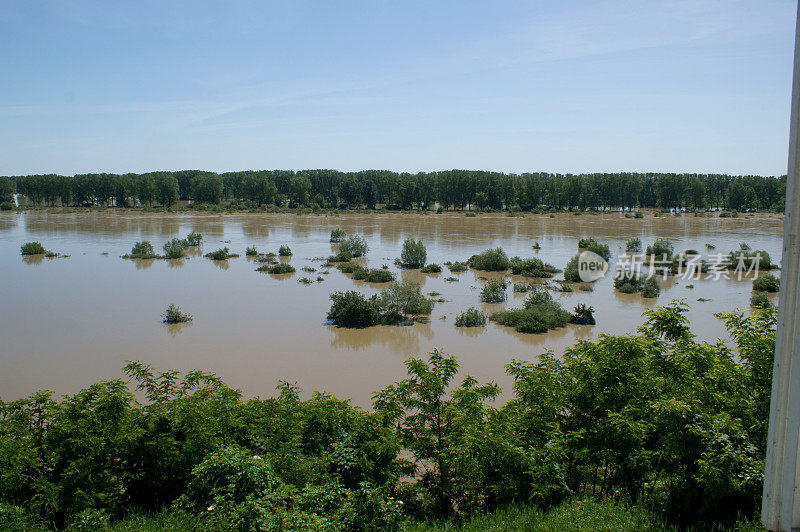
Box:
xmin=509 ymin=256 xmax=559 ymax=278
xmin=455 ymin=307 xmax=487 ymax=327
xmin=162 ymin=304 xmax=192 ymax=324
xmin=259 ymin=262 xmax=295 ymax=274
xmin=626 ymin=238 xmax=642 ymax=253
xmin=420 ymin=263 xmax=442 ymax=274
xmin=480 ymin=278 xmax=508 ymax=303
xmin=751 ymin=292 xmax=772 ymax=309
xmin=20 ymin=242 xmax=47 ymax=255
xmin=186 ymin=232 xmax=202 ymax=246
xmin=205 ymin=247 xmax=238 ymax=260
xmin=569 ymin=304 xmax=596 ymax=325
xmin=329 ymin=228 xmax=346 ymax=243
xmin=129 ymin=241 xmax=156 ymax=259
xmin=753 ymin=273 xmax=780 ymax=293
xmin=401 ymin=238 xmax=427 ymax=268
xmin=245 ymin=246 xmax=258 ymax=256
xmin=163 ymin=239 xmax=186 ymax=259
xmin=646 ymin=238 xmax=674 ymax=259
xmin=469 ymin=247 xmax=510 ymax=271
xmin=447 ymin=261 xmax=468 ymax=273
xmin=563 ymin=255 xmax=581 ymax=282
xmin=490 ymin=293 xmax=569 ymax=334
xmin=339 ymin=234 xmax=368 ymax=258
xmin=278 ymin=245 xmax=292 ymax=256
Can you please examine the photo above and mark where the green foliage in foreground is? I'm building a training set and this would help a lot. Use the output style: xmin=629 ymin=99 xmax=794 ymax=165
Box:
xmin=20 ymin=242 xmax=47 ymax=255
xmin=328 ymin=281 xmax=433 ymax=327
xmin=0 ymin=303 xmax=777 ymax=530
xmin=401 ymin=238 xmax=428 ymax=268
xmin=162 ymin=304 xmax=191 ymax=324
xmin=454 ymin=308 xmax=487 ymax=327
xmin=753 ymin=273 xmax=780 ymax=293
xmin=468 ymin=248 xmax=510 ymax=271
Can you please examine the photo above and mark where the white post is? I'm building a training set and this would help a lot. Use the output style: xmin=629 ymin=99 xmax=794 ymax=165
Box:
xmin=763 ymin=2 xmax=800 ymax=530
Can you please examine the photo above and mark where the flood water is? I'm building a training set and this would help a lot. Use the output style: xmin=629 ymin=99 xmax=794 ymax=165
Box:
xmin=0 ymin=211 xmax=784 ymax=407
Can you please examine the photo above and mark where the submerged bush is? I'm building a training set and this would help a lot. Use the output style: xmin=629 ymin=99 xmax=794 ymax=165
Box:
xmin=186 ymin=232 xmax=203 ymax=246
xmin=420 ymin=263 xmax=442 ymax=274
xmin=615 ymin=272 xmax=660 ymax=298
xmin=258 ymin=262 xmax=295 ymax=274
xmin=626 ymin=238 xmax=642 ymax=253
xmin=490 ymin=293 xmax=569 ymax=333
xmin=20 ymin=242 xmax=46 ymax=255
xmin=753 ymin=273 xmax=780 ymax=293
xmin=337 ymin=262 xmax=359 ymax=274
xmin=278 ymin=245 xmax=292 ymax=256
xmin=469 ymin=248 xmax=510 ymax=271
xmin=245 ymin=246 xmax=258 ymax=256
xmin=328 ymin=281 xmax=432 ymax=327
xmin=447 ymin=261 xmax=468 ymax=273
xmin=513 ymin=281 xmax=532 ymax=293
xmin=569 ymin=304 xmax=596 ymax=325
xmin=641 ymin=276 xmax=660 ymax=298
xmin=162 ymin=304 xmax=192 ymax=324
xmin=455 ymin=308 xmax=487 ymax=327
xmin=577 ymin=238 xmax=611 ymax=261
xmin=352 ymin=267 xmax=394 ymax=283
xmin=379 ymin=281 xmax=433 ymax=317
xmin=509 ymin=256 xmax=559 ymax=278
xmin=129 ymin=241 xmax=156 ymax=259
xmin=327 ymin=291 xmax=381 ymax=327
xmin=163 ymin=238 xmax=187 ymax=259
xmin=480 ymin=278 xmax=508 ymax=303
xmin=204 ymin=247 xmax=238 ymax=260
xmin=339 ymin=234 xmax=368 ymax=258
xmin=646 ymin=238 xmax=674 ymax=259
xmin=329 ymin=228 xmax=346 ymax=243
xmin=563 ymin=255 xmax=581 ymax=282
xmin=327 ymin=250 xmax=353 ymax=263
xmin=751 ymin=292 xmax=772 ymax=309
xmin=401 ymin=238 xmax=427 ymax=268
xmin=727 ymin=248 xmax=772 ymax=271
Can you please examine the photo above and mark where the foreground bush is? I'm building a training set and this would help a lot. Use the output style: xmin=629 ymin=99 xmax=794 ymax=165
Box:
xmin=454 ymin=308 xmax=487 ymax=327
xmin=753 ymin=273 xmax=780 ymax=292
xmin=162 ymin=304 xmax=192 ymax=323
xmin=751 ymin=292 xmax=772 ymax=309
xmin=0 ymin=304 xmax=778 ymax=528
xmin=468 ymin=248 xmax=510 ymax=271
xmin=20 ymin=242 xmax=46 ymax=255
xmin=401 ymin=238 xmax=427 ymax=268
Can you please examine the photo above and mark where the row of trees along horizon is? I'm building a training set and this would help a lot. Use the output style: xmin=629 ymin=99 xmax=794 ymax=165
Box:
xmin=1 ymin=170 xmax=786 ymax=212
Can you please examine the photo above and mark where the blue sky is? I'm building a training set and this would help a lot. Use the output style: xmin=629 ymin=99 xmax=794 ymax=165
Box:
xmin=0 ymin=0 xmax=796 ymax=176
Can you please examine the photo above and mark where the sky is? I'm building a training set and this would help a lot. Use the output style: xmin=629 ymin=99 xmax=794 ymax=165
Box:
xmin=0 ymin=0 xmax=796 ymax=177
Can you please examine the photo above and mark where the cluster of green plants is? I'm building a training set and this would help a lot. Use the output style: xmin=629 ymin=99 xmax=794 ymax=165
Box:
xmin=420 ymin=264 xmax=442 ymax=274
xmin=568 ymin=304 xmax=596 ymax=325
xmin=163 ymin=238 xmax=187 ymax=259
xmin=329 ymin=228 xmax=346 ymax=242
xmin=19 ymin=241 xmax=48 ymax=255
xmin=351 ymin=266 xmax=395 ymax=283
xmin=615 ymin=272 xmax=661 ymax=298
xmin=0 ymin=303 xmax=778 ymax=530
xmin=563 ymin=255 xmax=581 ymax=282
xmin=513 ymin=281 xmax=531 ymax=293
xmin=454 ymin=307 xmax=487 ymax=327
xmin=751 ymin=292 xmax=772 ymax=309
xmin=753 ymin=273 xmax=780 ymax=293
xmin=645 ymin=238 xmax=674 ymax=259
xmin=338 ymin=235 xmax=368 ymax=258
xmin=445 ymin=261 xmax=468 ymax=273
xmin=327 ymin=250 xmax=353 ymax=263
xmin=204 ymin=247 xmax=238 ymax=260
xmin=509 ymin=256 xmax=560 ymax=278
xmin=327 ymin=281 xmax=433 ymax=327
xmin=726 ymin=243 xmax=773 ymax=271
xmin=400 ymin=238 xmax=427 ymax=268
xmin=626 ymin=237 xmax=642 ymax=253
xmin=489 ymin=288 xmax=569 ymax=333
xmin=480 ymin=278 xmax=508 ymax=303
xmin=258 ymin=262 xmax=295 ymax=274
xmin=185 ymin=232 xmax=202 ymax=246
xmin=278 ymin=245 xmax=292 ymax=256
xmin=468 ymin=248 xmax=510 ymax=271
xmin=577 ymin=237 xmax=611 ymax=261
xmin=245 ymin=245 xmax=258 ymax=256
xmin=125 ymin=241 xmax=156 ymax=259
xmin=162 ymin=304 xmax=192 ymax=323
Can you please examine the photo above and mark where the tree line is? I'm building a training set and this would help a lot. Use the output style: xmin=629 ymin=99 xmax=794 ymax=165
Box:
xmin=7 ymin=169 xmax=786 ymax=211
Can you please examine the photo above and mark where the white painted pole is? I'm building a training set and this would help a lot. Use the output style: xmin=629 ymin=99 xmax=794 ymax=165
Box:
xmin=762 ymin=2 xmax=800 ymax=530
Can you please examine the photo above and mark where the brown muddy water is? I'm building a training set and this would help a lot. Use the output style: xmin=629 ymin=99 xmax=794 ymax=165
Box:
xmin=0 ymin=211 xmax=784 ymax=407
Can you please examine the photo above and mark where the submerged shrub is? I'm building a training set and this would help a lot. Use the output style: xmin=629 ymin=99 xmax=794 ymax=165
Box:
xmin=328 ymin=250 xmax=353 ymax=263
xmin=204 ymin=247 xmax=237 ymax=260
xmin=337 ymin=262 xmax=359 ymax=274
xmin=751 ymin=292 xmax=772 ymax=309
xmin=401 ymin=238 xmax=427 ymax=268
xmin=162 ymin=304 xmax=192 ymax=324
xmin=569 ymin=304 xmax=596 ymax=325
xmin=577 ymin=238 xmax=611 ymax=261
xmin=753 ymin=273 xmax=780 ymax=293
xmin=186 ymin=232 xmax=203 ymax=246
xmin=447 ymin=261 xmax=468 ymax=273
xmin=278 ymin=245 xmax=292 ymax=256
xmin=163 ymin=239 xmax=187 ymax=259
xmin=129 ymin=241 xmax=156 ymax=259
xmin=20 ymin=242 xmax=47 ymax=255
xmin=329 ymin=228 xmax=347 ymax=243
xmin=563 ymin=255 xmax=581 ymax=282
xmin=469 ymin=248 xmax=510 ymax=271
xmin=646 ymin=238 xmax=674 ymax=259
xmin=245 ymin=246 xmax=258 ymax=256
xmin=509 ymin=256 xmax=559 ymax=278
xmin=727 ymin=248 xmax=772 ymax=271
xmin=420 ymin=263 xmax=442 ymax=274
xmin=327 ymin=291 xmax=381 ymax=327
xmin=641 ymin=276 xmax=660 ymax=298
xmin=366 ymin=269 xmax=395 ymax=283
xmin=513 ymin=282 xmax=532 ymax=293
xmin=490 ymin=298 xmax=569 ymax=334
xmin=480 ymin=278 xmax=508 ymax=303
xmin=455 ymin=308 xmax=487 ymax=327
xmin=626 ymin=238 xmax=642 ymax=253
xmin=379 ymin=281 xmax=434 ymax=316
xmin=263 ymin=263 xmax=295 ymax=274
xmin=339 ymin=235 xmax=368 ymax=258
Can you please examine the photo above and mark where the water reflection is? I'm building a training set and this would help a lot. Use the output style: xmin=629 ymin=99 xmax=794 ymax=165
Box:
xmin=132 ymin=258 xmax=155 ymax=270
xmin=22 ymin=254 xmax=45 ymax=265
xmin=211 ymin=260 xmax=230 ymax=271
xmin=166 ymin=322 xmax=192 ymax=337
